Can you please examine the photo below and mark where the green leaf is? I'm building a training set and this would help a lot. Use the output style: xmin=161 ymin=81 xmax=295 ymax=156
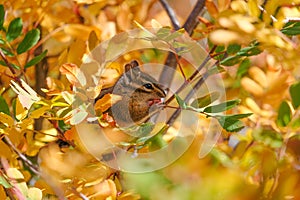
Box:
xmin=16 ymin=29 xmax=40 ymax=54
xmin=174 ymin=94 xmax=187 ymax=109
xmin=289 ymin=81 xmax=300 ymax=109
xmin=215 ymin=45 xmax=225 ymax=53
xmin=0 ymin=4 xmax=4 ymax=30
xmin=217 ymin=115 xmax=245 ymax=132
xmin=0 ymin=38 xmax=5 ymax=44
xmin=0 ymin=47 xmax=14 ymax=56
xmin=0 ymin=175 xmax=12 ymax=188
xmin=277 ymin=101 xmax=291 ymax=127
xmin=156 ymin=28 xmax=171 ymax=39
xmin=208 ymin=65 xmax=225 ymax=75
xmin=24 ymin=50 xmax=47 ymax=68
xmin=204 ymin=99 xmax=241 ymax=113
xmin=0 ymin=96 xmax=10 ymax=115
xmin=190 ymin=91 xmax=220 ymax=108
xmin=290 ymin=117 xmax=300 ymax=129
xmin=252 ymin=129 xmax=283 ymax=148
xmin=6 ymin=18 xmax=23 ymax=41
xmin=227 ymin=44 xmax=241 ymax=54
xmin=164 ymin=28 xmax=184 ymax=42
xmin=281 ymin=22 xmax=300 ymax=36
xmin=210 ymin=148 xmax=233 ymax=167
xmin=237 ymin=58 xmax=251 ymax=77
xmin=0 ymin=60 xmax=20 ymax=69
xmin=220 ymin=55 xmax=243 ymax=66
xmin=237 ymin=46 xmax=261 ymax=56
xmin=58 ymin=120 xmax=71 ymax=132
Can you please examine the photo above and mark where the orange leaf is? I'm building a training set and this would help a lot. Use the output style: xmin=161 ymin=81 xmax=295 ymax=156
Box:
xmin=206 ymin=0 xmax=219 ymax=18
xmin=59 ymin=63 xmax=86 ymax=86
xmin=94 ymin=94 xmax=122 ymax=113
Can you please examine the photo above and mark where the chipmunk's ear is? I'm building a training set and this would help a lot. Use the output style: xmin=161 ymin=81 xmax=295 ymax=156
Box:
xmin=124 ymin=60 xmax=139 ymax=72
xmin=124 ymin=60 xmax=141 ymax=83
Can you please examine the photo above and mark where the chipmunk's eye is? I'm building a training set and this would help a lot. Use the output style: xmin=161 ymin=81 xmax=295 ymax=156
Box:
xmin=143 ymin=83 xmax=154 ymax=89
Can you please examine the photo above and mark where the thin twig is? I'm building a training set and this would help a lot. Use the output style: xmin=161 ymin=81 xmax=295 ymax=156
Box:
xmin=166 ymin=71 xmax=209 ymax=126
xmin=0 ymin=48 xmax=16 ymax=75
xmin=71 ymin=187 xmax=89 ymax=200
xmin=2 ymin=136 xmax=40 ymax=175
xmin=159 ymin=0 xmax=180 ymax=30
xmin=164 ymin=45 xmax=216 ymax=105
xmin=0 ymin=157 xmax=27 ymax=200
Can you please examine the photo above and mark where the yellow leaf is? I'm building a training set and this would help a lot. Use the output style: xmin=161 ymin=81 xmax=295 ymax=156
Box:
xmin=30 ymin=106 xmax=50 ymax=119
xmin=0 ymin=141 xmax=12 ymax=158
xmin=36 ymin=128 xmax=58 ymax=143
xmin=94 ymin=94 xmax=122 ymax=113
xmin=209 ymin=30 xmax=241 ymax=45
xmin=0 ymin=185 xmax=7 ymax=199
xmin=27 ymin=187 xmax=42 ymax=200
xmin=15 ymin=97 xmax=28 ymax=121
xmin=68 ymin=106 xmax=89 ymax=125
xmin=60 ymin=63 xmax=86 ymax=86
xmin=10 ymin=79 xmax=40 ymax=109
xmin=18 ymin=118 xmax=34 ymax=130
xmin=230 ymin=0 xmax=248 ymax=13
xmin=248 ymin=0 xmax=260 ymax=18
xmin=0 ymin=112 xmax=14 ymax=128
xmin=217 ymin=0 xmax=231 ymax=12
xmin=248 ymin=66 xmax=268 ymax=88
xmin=241 ymin=77 xmax=264 ymax=96
xmin=6 ymin=168 xmax=24 ymax=179
xmin=206 ymin=0 xmax=219 ymax=18
xmin=100 ymin=68 xmax=121 ymax=89
xmin=61 ymin=91 xmax=74 ymax=105
xmin=235 ymin=17 xmax=255 ymax=33
xmin=67 ymin=39 xmax=86 ymax=66
xmin=151 ymin=19 xmax=163 ymax=29
xmin=64 ymin=24 xmax=100 ymax=41
xmin=88 ymin=30 xmax=99 ymax=51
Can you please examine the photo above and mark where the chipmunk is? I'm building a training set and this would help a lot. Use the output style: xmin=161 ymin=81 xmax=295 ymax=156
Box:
xmin=95 ymin=60 xmax=166 ymax=127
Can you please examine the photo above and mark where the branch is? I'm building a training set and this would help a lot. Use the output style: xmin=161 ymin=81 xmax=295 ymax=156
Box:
xmin=158 ymin=0 xmax=206 ymax=87
xmin=159 ymin=0 xmax=180 ymax=30
xmin=1 ymin=158 xmax=27 ymax=200
xmin=2 ymin=136 xmax=40 ymax=175
xmin=0 ymin=48 xmax=16 ymax=75
xmin=183 ymin=0 xmax=206 ymax=35
xmin=164 ymin=45 xmax=217 ymax=105
xmin=166 ymin=72 xmax=208 ymax=126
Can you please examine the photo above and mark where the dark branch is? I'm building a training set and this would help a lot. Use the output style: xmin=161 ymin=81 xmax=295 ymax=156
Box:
xmin=183 ymin=0 xmax=206 ymax=35
xmin=159 ymin=0 xmax=207 ymax=87
xmin=3 ymin=136 xmax=40 ymax=175
xmin=0 ymin=48 xmax=16 ymax=75
xmin=159 ymin=0 xmax=181 ymax=30
xmin=167 ymin=72 xmax=209 ymax=126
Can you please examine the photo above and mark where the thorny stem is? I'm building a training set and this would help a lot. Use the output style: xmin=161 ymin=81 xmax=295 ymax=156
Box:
xmin=2 ymin=136 xmax=40 ymax=175
xmin=159 ymin=0 xmax=181 ymax=30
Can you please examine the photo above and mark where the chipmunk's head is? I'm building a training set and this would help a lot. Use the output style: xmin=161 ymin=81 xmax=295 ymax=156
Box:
xmin=111 ymin=60 xmax=166 ymax=126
